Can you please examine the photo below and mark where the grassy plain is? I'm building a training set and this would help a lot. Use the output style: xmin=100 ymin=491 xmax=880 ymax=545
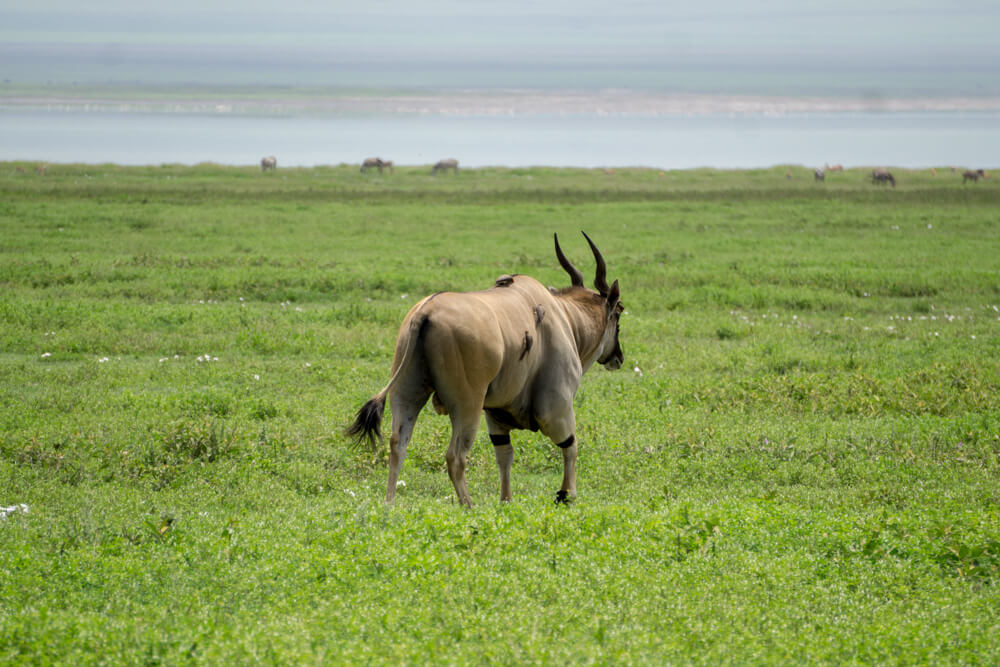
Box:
xmin=1 ymin=162 xmax=999 ymax=664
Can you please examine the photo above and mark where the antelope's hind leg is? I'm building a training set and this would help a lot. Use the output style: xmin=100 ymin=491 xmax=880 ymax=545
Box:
xmin=386 ymin=388 xmax=430 ymax=503
xmin=445 ymin=404 xmax=484 ymax=507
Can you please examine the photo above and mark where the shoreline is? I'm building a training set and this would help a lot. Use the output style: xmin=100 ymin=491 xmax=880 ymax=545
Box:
xmin=4 ymin=89 xmax=1000 ymax=117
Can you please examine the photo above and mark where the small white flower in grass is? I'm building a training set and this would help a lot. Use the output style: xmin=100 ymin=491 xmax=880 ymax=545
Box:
xmin=401 ymin=294 xmax=408 ymax=300
xmin=253 ymin=374 xmax=260 ymax=381
xmin=98 ymin=357 xmax=110 ymax=363
xmin=927 ymin=224 xmax=933 ymax=229
xmin=304 ymin=362 xmax=311 ymax=368
xmin=634 ymin=366 xmax=643 ymax=376
xmin=40 ymin=352 xmax=51 ymax=358
xmin=159 ymin=358 xmax=168 ymax=363
xmin=396 ymin=480 xmax=406 ymax=488
xmin=971 ymin=335 xmax=976 ymax=340
xmin=0 ymin=504 xmax=29 ymax=519
xmin=345 ymin=489 xmax=356 ymax=497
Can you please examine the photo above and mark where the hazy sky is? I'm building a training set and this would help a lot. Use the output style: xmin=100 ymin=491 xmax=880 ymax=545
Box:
xmin=3 ymin=1 xmax=999 ymax=93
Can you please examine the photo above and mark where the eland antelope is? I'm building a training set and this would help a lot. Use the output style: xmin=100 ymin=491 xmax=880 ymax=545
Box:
xmin=260 ymin=156 xmax=277 ymax=172
xmin=348 ymin=232 xmax=624 ymax=507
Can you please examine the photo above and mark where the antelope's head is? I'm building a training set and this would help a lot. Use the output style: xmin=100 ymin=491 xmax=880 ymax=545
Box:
xmin=554 ymin=232 xmax=624 ymax=370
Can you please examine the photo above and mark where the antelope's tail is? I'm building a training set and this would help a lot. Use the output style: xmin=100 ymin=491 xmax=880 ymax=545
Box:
xmin=345 ymin=311 xmax=430 ymax=451
xmin=345 ymin=395 xmax=387 ymax=452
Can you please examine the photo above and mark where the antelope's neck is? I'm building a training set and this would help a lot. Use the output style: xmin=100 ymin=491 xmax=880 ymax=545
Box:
xmin=557 ymin=296 xmax=606 ymax=370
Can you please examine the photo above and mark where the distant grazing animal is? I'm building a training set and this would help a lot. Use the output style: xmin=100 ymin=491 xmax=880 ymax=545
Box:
xmin=347 ymin=232 xmax=624 ymax=507
xmin=828 ymin=164 xmax=844 ymax=173
xmin=872 ymin=168 xmax=896 ymax=187
xmin=260 ymin=156 xmax=277 ymax=172
xmin=16 ymin=166 xmax=25 ymax=173
xmin=930 ymin=168 xmax=937 ymax=176
xmin=814 ymin=167 xmax=826 ymax=182
xmin=361 ymin=157 xmax=394 ymax=174
xmin=432 ymin=158 xmax=459 ymax=175
xmin=35 ymin=164 xmax=48 ymax=175
xmin=963 ymin=169 xmax=986 ymax=183
xmin=785 ymin=171 xmax=793 ymax=180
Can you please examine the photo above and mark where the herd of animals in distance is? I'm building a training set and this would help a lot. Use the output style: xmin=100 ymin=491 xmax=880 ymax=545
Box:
xmin=805 ymin=164 xmax=988 ymax=187
xmin=12 ymin=159 xmax=991 ymax=186
xmin=275 ymin=157 xmax=988 ymax=186
xmin=261 ymin=155 xmax=458 ymax=175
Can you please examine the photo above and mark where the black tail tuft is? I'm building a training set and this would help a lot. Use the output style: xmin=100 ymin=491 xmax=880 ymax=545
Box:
xmin=345 ymin=396 xmax=386 ymax=452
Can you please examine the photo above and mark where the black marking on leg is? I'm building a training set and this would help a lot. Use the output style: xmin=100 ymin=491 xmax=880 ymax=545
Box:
xmin=490 ymin=433 xmax=511 ymax=447
xmin=556 ymin=434 xmax=575 ymax=449
xmin=555 ymin=490 xmax=570 ymax=504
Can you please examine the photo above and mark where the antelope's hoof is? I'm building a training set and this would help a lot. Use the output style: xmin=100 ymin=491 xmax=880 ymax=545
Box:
xmin=554 ymin=490 xmax=572 ymax=505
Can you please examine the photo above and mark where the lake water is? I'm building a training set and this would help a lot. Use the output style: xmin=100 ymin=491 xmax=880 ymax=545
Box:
xmin=3 ymin=108 xmax=999 ymax=169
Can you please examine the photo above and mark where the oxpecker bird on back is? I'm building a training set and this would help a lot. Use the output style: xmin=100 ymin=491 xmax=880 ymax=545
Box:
xmin=347 ymin=232 xmax=624 ymax=506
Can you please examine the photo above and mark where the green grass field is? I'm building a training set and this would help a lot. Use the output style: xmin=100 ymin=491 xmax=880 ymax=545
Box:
xmin=2 ymin=162 xmax=998 ymax=664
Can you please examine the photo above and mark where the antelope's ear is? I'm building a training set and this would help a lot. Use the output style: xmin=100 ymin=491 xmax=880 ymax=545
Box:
xmin=605 ymin=279 xmax=621 ymax=314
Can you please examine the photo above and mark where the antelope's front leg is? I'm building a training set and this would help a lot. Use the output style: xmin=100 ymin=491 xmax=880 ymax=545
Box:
xmin=491 ymin=433 xmax=514 ymax=502
xmin=555 ymin=434 xmax=577 ymax=504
